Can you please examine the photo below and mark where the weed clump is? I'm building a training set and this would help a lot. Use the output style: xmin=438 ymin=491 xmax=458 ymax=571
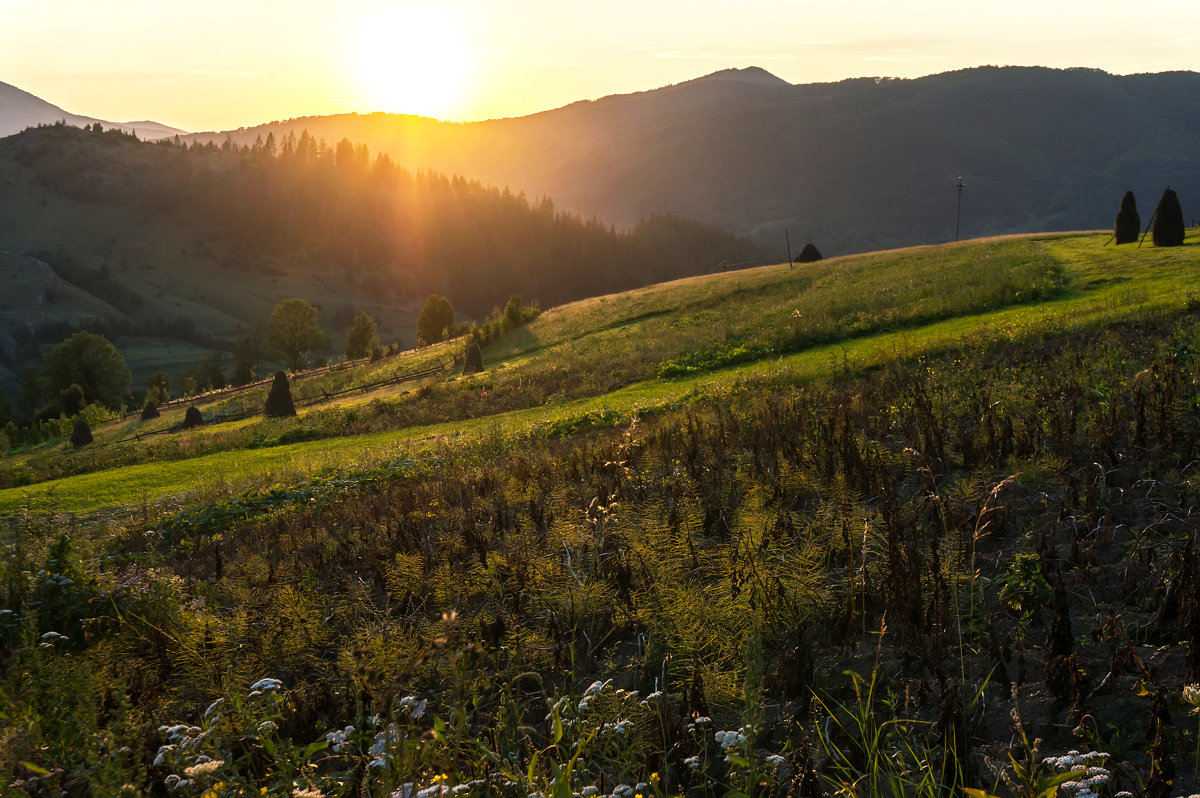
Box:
xmin=263 ymin=370 xmax=297 ymax=418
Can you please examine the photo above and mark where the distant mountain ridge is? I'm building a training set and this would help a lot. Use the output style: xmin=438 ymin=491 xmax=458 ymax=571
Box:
xmin=189 ymin=66 xmax=1200 ymax=255
xmin=0 ymin=80 xmax=185 ymax=140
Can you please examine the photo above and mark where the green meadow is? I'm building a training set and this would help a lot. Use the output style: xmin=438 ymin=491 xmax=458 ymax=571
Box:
xmin=5 ymin=230 xmax=1200 ymax=797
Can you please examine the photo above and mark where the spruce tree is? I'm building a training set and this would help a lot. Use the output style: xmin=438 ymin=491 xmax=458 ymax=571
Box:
xmin=263 ymin=371 xmax=297 ymax=418
xmin=1152 ymin=187 xmax=1185 ymax=247
xmin=1114 ymin=190 xmax=1140 ymax=244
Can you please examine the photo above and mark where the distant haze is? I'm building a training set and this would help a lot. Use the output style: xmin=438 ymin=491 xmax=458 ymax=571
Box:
xmin=187 ymin=65 xmax=1200 ymax=256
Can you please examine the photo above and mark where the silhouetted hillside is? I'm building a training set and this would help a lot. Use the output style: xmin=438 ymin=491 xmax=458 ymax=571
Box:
xmin=191 ymin=66 xmax=1200 ymax=254
xmin=0 ymin=80 xmax=184 ymax=139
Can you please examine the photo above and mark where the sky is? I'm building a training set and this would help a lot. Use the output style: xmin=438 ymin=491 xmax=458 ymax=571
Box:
xmin=4 ymin=0 xmax=1200 ymax=132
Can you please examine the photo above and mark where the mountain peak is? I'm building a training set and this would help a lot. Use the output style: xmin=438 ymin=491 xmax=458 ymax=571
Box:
xmin=690 ymin=66 xmax=791 ymax=88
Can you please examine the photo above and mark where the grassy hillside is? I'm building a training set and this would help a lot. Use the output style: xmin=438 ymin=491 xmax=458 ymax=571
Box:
xmin=4 ymin=231 xmax=1200 ymax=796
xmin=0 ymin=123 xmax=761 ymax=401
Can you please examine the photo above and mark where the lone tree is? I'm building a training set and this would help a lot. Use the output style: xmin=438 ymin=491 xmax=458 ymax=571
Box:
xmin=268 ymin=298 xmax=326 ymax=372
xmin=344 ymin=311 xmax=378 ymax=359
xmin=263 ymin=370 xmax=297 ymax=418
xmin=70 ymin=418 xmax=93 ymax=448
xmin=416 ymin=295 xmax=456 ymax=345
xmin=1114 ymin=191 xmax=1140 ymax=244
xmin=147 ymin=372 xmax=171 ymax=404
xmin=1153 ymin=187 xmax=1186 ymax=247
xmin=43 ymin=331 xmax=130 ymax=410
xmin=795 ymin=243 xmax=823 ymax=263
xmin=463 ymin=342 xmax=483 ymax=374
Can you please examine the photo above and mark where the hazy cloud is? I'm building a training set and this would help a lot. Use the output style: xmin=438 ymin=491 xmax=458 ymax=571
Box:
xmin=863 ymin=50 xmax=945 ymax=63
xmin=655 ymin=50 xmax=795 ymax=61
xmin=188 ymin=69 xmax=261 ymax=77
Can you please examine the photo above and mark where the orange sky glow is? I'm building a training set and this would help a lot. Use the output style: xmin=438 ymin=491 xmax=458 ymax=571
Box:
xmin=4 ymin=0 xmax=1200 ymax=132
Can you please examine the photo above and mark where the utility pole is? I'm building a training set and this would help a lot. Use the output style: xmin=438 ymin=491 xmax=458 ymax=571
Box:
xmin=955 ymin=177 xmax=966 ymax=241
xmin=785 ymin=229 xmax=793 ymax=268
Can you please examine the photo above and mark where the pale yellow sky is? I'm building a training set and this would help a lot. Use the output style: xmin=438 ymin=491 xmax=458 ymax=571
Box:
xmin=4 ymin=0 xmax=1200 ymax=132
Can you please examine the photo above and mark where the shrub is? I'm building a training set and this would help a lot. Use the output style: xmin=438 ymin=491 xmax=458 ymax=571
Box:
xmin=59 ymin=383 xmax=86 ymax=417
xmin=1152 ymin=187 xmax=1185 ymax=247
xmin=263 ymin=371 xmax=297 ymax=418
xmin=1114 ymin=190 xmax=1140 ymax=244
xmin=70 ymin=417 xmax=92 ymax=447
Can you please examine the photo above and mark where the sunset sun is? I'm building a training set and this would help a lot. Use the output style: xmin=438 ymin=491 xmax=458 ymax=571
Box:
xmin=349 ymin=5 xmax=475 ymax=118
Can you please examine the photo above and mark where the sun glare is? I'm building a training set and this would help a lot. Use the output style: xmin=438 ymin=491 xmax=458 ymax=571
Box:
xmin=349 ymin=5 xmax=475 ymax=119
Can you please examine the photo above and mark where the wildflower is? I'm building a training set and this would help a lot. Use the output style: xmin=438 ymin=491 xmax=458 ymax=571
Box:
xmin=583 ymin=679 xmax=611 ymax=697
xmin=582 ymin=788 xmax=600 ymax=797
xmin=325 ymin=725 xmax=355 ymax=752
xmin=248 ymin=677 xmax=283 ymax=696
xmin=203 ymin=698 xmax=225 ymax=720
xmin=38 ymin=631 xmax=69 ymax=647
xmin=684 ymin=756 xmax=701 ymax=769
xmin=613 ymin=786 xmax=634 ymax=798
xmin=714 ymin=730 xmax=747 ymax=750
xmin=392 ymin=785 xmax=415 ymax=798
xmin=153 ymin=745 xmax=174 ymax=766
xmin=184 ymin=759 xmax=224 ymax=778
xmin=416 ymin=785 xmax=450 ymax=798
xmin=692 ymin=716 xmax=711 ymax=725
xmin=645 ymin=691 xmax=663 ymax=701
xmin=292 ymin=788 xmax=325 ymax=798
xmin=766 ymin=754 xmax=786 ymax=765
xmin=400 ymin=696 xmax=427 ymax=719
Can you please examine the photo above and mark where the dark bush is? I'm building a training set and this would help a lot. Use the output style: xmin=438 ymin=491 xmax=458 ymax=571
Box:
xmin=180 ymin=405 xmax=205 ymax=429
xmin=463 ymin=342 xmax=483 ymax=375
xmin=796 ymin=242 xmax=823 ymax=263
xmin=263 ymin=371 xmax=297 ymax=418
xmin=70 ymin=418 xmax=92 ymax=447
xmin=1114 ymin=190 xmax=1140 ymax=244
xmin=59 ymin=384 xmax=86 ymax=417
xmin=1152 ymin=187 xmax=1185 ymax=247
xmin=140 ymin=399 xmax=160 ymax=420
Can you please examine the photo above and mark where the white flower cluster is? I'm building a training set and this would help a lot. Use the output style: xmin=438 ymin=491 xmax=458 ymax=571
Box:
xmin=248 ymin=677 xmax=283 ymax=696
xmin=39 ymin=630 xmax=69 ymax=648
xmin=1042 ymin=750 xmax=1111 ymax=798
xmin=182 ymin=757 xmax=224 ymax=778
xmin=714 ymin=728 xmax=749 ymax=750
xmin=399 ymin=695 xmax=427 ymax=719
xmin=325 ymin=725 xmax=355 ymax=753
